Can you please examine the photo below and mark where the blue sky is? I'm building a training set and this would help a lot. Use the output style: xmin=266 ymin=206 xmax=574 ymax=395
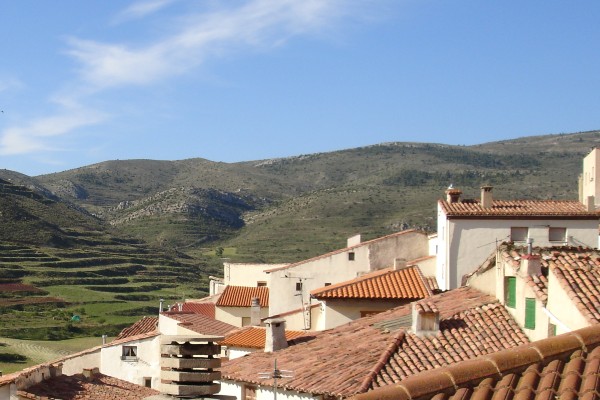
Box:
xmin=1 ymin=1 xmax=599 ymax=176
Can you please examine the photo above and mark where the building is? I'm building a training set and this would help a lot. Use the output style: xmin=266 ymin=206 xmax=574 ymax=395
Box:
xmin=436 ymin=185 xmax=598 ymax=290
xmin=219 ymin=287 xmax=529 ymax=400
xmin=468 ymin=244 xmax=600 ymax=342
xmin=220 ymin=326 xmax=312 ymax=360
xmin=214 ymin=285 xmax=270 ymax=327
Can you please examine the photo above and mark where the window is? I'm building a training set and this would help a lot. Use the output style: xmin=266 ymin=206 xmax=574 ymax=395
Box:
xmin=505 ymin=277 xmax=516 ymax=308
xmin=295 ymin=282 xmax=303 ymax=291
xmin=348 ymin=252 xmax=355 ymax=261
xmin=525 ymin=298 xmax=536 ymax=329
xmin=324 ymin=282 xmax=331 ymax=286
xmin=257 ymin=281 xmax=267 ymax=287
xmin=360 ymin=310 xmax=382 ymax=318
xmin=549 ymin=227 xmax=567 ymax=242
xmin=144 ymin=378 xmax=152 ymax=388
xmin=510 ymin=227 xmax=528 ymax=242
xmin=121 ymin=346 xmax=138 ymax=361
xmin=244 ymin=385 xmax=257 ymax=400
xmin=548 ymin=323 xmax=557 ymax=337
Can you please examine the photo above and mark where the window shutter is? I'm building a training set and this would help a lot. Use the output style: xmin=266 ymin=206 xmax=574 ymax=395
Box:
xmin=506 ymin=277 xmax=516 ymax=308
xmin=525 ymin=298 xmax=536 ymax=329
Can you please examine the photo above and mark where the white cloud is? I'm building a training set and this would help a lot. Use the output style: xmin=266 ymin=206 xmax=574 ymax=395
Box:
xmin=0 ymin=77 xmax=23 ymax=93
xmin=113 ymin=0 xmax=177 ymax=23
xmin=67 ymin=0 xmax=356 ymax=90
xmin=0 ymin=108 xmax=107 ymax=156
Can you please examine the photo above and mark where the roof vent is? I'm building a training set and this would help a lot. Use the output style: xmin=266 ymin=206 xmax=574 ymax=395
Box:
xmin=445 ymin=188 xmax=462 ymax=204
xmin=480 ymin=186 xmax=493 ymax=209
xmin=250 ymin=297 xmax=261 ymax=326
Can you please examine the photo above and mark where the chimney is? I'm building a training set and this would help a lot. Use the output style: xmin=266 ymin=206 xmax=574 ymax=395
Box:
xmin=411 ymin=302 xmax=439 ymax=337
xmin=102 ymin=335 xmax=107 ymax=345
xmin=264 ymin=318 xmax=288 ymax=352
xmin=521 ymin=254 xmax=542 ymax=276
xmin=178 ymin=303 xmax=183 ymax=312
xmin=393 ymin=258 xmax=407 ymax=270
xmin=347 ymin=234 xmax=361 ymax=247
xmin=159 ymin=298 xmax=164 ymax=313
xmin=480 ymin=186 xmax=493 ymax=209
xmin=445 ymin=188 xmax=462 ymax=204
xmin=586 ymin=195 xmax=595 ymax=212
xmin=250 ymin=297 xmax=261 ymax=326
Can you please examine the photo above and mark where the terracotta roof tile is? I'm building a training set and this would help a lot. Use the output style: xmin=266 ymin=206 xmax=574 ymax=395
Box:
xmin=164 ymin=312 xmax=237 ymax=336
xmin=265 ymin=229 xmax=426 ymax=273
xmin=351 ymin=324 xmax=600 ymax=400
xmin=169 ymin=302 xmax=216 ymax=318
xmin=221 ymin=287 xmax=528 ymax=397
xmin=501 ymin=246 xmax=600 ymax=322
xmin=216 ymin=285 xmax=269 ymax=307
xmin=310 ymin=266 xmax=431 ymax=300
xmin=440 ymin=198 xmax=599 ymax=219
xmin=19 ymin=372 xmax=159 ymax=399
xmin=114 ymin=316 xmax=158 ymax=340
xmin=220 ymin=326 xmax=312 ymax=349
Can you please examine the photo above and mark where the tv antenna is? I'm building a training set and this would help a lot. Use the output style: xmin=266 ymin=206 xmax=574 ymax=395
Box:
xmin=258 ymin=359 xmax=294 ymax=400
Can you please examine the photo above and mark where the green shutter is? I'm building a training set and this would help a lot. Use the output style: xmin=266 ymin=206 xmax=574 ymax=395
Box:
xmin=525 ymin=298 xmax=536 ymax=329
xmin=506 ymin=277 xmax=516 ymax=308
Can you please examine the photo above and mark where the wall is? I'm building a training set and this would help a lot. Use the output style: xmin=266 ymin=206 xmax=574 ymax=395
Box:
xmin=267 ymin=231 xmax=429 ymax=316
xmin=319 ymin=298 xmax=411 ymax=330
xmin=100 ymin=336 xmax=161 ymax=389
xmin=215 ymin=306 xmax=270 ymax=327
xmin=546 ymin=269 xmax=590 ymax=333
xmin=581 ymin=148 xmax=600 ymax=206
xmin=61 ymin=347 xmax=102 ymax=376
xmin=439 ymin=215 xmax=598 ymax=290
xmin=272 ymin=305 xmax=322 ymax=331
xmin=219 ymin=380 xmax=317 ymax=400
xmin=224 ymin=263 xmax=286 ymax=287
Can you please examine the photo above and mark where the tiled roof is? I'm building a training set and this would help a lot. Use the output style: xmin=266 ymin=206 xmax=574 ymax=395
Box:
xmin=423 ymin=276 xmax=440 ymax=292
xmin=216 ymin=285 xmax=269 ymax=307
xmin=169 ymin=302 xmax=216 ymax=318
xmin=440 ymin=198 xmax=598 ymax=219
xmin=310 ymin=266 xmax=431 ymax=300
xmin=265 ymin=229 xmax=426 ymax=273
xmin=164 ymin=312 xmax=237 ymax=336
xmin=19 ymin=372 xmax=159 ymax=399
xmin=351 ymin=324 xmax=600 ymax=400
xmin=221 ymin=287 xmax=528 ymax=398
xmin=220 ymin=326 xmax=312 ymax=349
xmin=500 ymin=246 xmax=600 ymax=322
xmin=114 ymin=316 xmax=158 ymax=340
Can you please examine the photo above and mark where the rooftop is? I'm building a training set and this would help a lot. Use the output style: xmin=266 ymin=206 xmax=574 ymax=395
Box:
xmin=220 ymin=326 xmax=313 ymax=349
xmin=216 ymin=285 xmax=269 ymax=307
xmin=221 ymin=287 xmax=528 ymax=398
xmin=440 ymin=198 xmax=598 ymax=219
xmin=164 ymin=311 xmax=237 ymax=336
xmin=114 ymin=316 xmax=158 ymax=341
xmin=351 ymin=324 xmax=600 ymax=400
xmin=169 ymin=301 xmax=215 ymax=318
xmin=310 ymin=265 xmax=431 ymax=300
xmin=19 ymin=371 xmax=159 ymax=400
xmin=501 ymin=246 xmax=600 ymax=323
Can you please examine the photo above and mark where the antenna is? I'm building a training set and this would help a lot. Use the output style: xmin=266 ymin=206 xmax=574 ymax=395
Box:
xmin=258 ymin=359 xmax=294 ymax=400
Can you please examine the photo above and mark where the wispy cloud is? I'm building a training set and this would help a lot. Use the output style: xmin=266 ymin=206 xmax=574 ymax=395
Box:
xmin=0 ymin=108 xmax=107 ymax=156
xmin=113 ymin=0 xmax=177 ymax=23
xmin=0 ymin=77 xmax=23 ymax=93
xmin=68 ymin=0 xmax=354 ymax=90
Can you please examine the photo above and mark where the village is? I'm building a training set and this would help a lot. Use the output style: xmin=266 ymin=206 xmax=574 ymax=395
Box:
xmin=3 ymin=148 xmax=600 ymax=399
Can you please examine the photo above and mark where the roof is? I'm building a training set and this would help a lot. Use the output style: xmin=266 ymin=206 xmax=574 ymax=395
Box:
xmin=114 ymin=316 xmax=158 ymax=340
xmin=170 ymin=301 xmax=215 ymax=318
xmin=220 ymin=326 xmax=312 ymax=349
xmin=216 ymin=285 xmax=269 ymax=307
xmin=18 ymin=372 xmax=159 ymax=399
xmin=221 ymin=287 xmax=529 ymax=398
xmin=164 ymin=312 xmax=237 ymax=336
xmin=351 ymin=324 xmax=600 ymax=400
xmin=310 ymin=266 xmax=431 ymax=300
xmin=501 ymin=246 xmax=600 ymax=323
xmin=265 ymin=229 xmax=426 ymax=273
xmin=439 ymin=198 xmax=599 ymax=219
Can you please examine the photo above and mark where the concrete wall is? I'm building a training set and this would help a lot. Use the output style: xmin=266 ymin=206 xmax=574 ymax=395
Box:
xmin=215 ymin=306 xmax=270 ymax=327
xmin=0 ymin=383 xmax=16 ymax=399
xmin=100 ymin=336 xmax=161 ymax=389
xmin=224 ymin=263 xmax=286 ymax=287
xmin=411 ymin=256 xmax=437 ymax=277
xmin=272 ymin=305 xmax=322 ymax=331
xmin=581 ymin=148 xmax=600 ymax=206
xmin=546 ymin=269 xmax=590 ymax=333
xmin=319 ymin=298 xmax=411 ymax=330
xmin=61 ymin=347 xmax=102 ymax=376
xmin=438 ymin=213 xmax=599 ymax=290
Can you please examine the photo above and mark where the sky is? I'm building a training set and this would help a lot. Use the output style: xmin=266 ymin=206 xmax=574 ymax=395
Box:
xmin=1 ymin=1 xmax=600 ymax=176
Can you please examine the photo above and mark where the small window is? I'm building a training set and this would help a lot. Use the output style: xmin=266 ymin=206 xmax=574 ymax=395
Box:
xmin=549 ymin=227 xmax=566 ymax=242
xmin=144 ymin=377 xmax=152 ymax=388
xmin=505 ymin=277 xmax=516 ymax=308
xmin=257 ymin=281 xmax=267 ymax=287
xmin=295 ymin=282 xmax=303 ymax=291
xmin=324 ymin=282 xmax=331 ymax=286
xmin=525 ymin=298 xmax=536 ymax=329
xmin=348 ymin=252 xmax=355 ymax=261
xmin=121 ymin=346 xmax=138 ymax=361
xmin=360 ymin=310 xmax=382 ymax=318
xmin=510 ymin=227 xmax=528 ymax=242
